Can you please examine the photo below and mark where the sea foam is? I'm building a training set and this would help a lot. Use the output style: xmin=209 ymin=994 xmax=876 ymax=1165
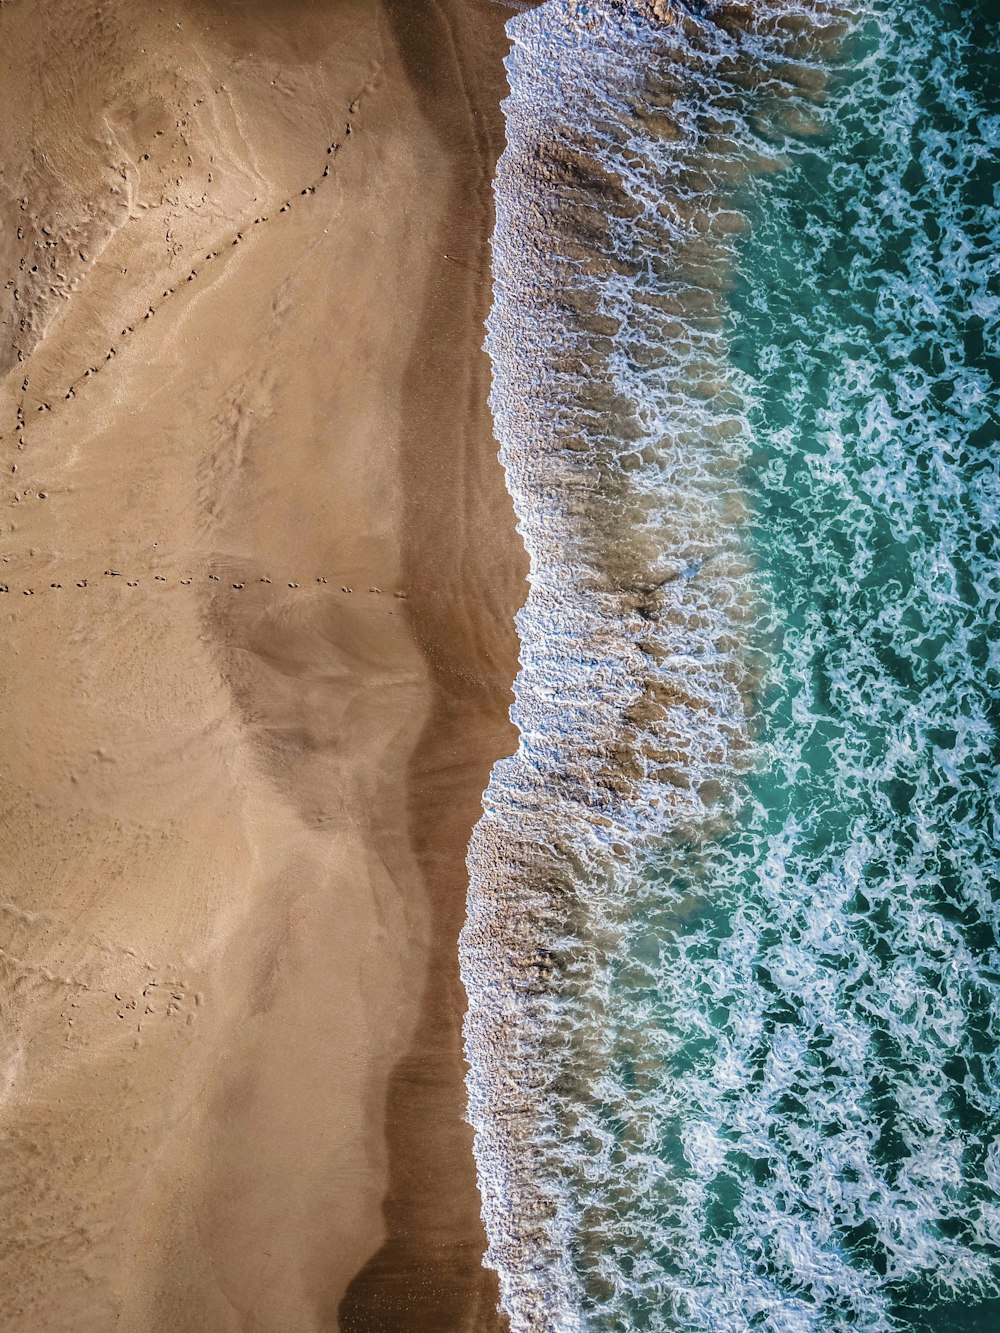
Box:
xmin=464 ymin=0 xmax=1000 ymax=1328
xmin=460 ymin=2 xmax=853 ymax=1328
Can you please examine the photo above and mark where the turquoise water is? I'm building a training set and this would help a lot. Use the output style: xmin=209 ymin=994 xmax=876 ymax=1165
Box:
xmin=734 ymin=1 xmax=1000 ymax=1320
xmin=583 ymin=3 xmax=1000 ymax=1328
xmin=464 ymin=2 xmax=999 ymax=1328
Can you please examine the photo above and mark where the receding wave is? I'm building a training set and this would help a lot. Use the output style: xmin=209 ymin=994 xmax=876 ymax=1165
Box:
xmin=461 ymin=1 xmax=852 ymax=1326
xmin=461 ymin=0 xmax=999 ymax=1329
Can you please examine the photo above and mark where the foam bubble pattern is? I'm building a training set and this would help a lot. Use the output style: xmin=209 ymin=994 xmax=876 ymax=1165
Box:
xmin=463 ymin=0 xmax=999 ymax=1329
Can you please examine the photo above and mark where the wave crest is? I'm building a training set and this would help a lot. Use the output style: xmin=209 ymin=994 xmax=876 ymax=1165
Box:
xmin=460 ymin=2 xmax=849 ymax=1327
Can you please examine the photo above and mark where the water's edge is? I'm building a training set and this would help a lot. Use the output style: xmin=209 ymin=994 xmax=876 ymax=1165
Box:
xmin=459 ymin=4 xmax=850 ymax=1327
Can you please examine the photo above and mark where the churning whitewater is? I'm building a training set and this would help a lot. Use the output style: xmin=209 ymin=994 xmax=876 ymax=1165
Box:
xmin=461 ymin=1 xmax=999 ymax=1330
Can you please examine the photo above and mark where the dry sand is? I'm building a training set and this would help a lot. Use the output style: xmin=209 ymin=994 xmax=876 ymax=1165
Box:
xmin=0 ymin=1 xmax=524 ymax=1328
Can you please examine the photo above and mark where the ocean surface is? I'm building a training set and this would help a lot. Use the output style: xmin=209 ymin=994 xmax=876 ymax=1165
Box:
xmin=461 ymin=1 xmax=1000 ymax=1329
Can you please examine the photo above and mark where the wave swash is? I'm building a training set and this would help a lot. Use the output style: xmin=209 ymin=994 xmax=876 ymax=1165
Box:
xmin=461 ymin=2 xmax=999 ymax=1330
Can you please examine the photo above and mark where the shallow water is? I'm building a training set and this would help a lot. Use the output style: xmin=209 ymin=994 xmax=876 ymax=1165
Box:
xmin=463 ymin=2 xmax=1000 ymax=1329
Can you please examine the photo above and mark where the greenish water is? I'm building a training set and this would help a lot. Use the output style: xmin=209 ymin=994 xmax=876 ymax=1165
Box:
xmin=558 ymin=2 xmax=999 ymax=1327
xmin=691 ymin=3 xmax=999 ymax=1325
xmin=615 ymin=3 xmax=1000 ymax=1327
xmin=465 ymin=2 xmax=999 ymax=1328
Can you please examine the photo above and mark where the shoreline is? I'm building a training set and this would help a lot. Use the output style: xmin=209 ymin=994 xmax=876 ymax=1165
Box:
xmin=340 ymin=1 xmax=525 ymax=1328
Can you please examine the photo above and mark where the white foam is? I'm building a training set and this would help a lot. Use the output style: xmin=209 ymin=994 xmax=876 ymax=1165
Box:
xmin=460 ymin=1 xmax=853 ymax=1327
xmin=459 ymin=0 xmax=1000 ymax=1326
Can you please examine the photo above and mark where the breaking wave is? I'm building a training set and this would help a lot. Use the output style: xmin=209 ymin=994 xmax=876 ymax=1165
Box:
xmin=461 ymin=1 xmax=999 ymax=1329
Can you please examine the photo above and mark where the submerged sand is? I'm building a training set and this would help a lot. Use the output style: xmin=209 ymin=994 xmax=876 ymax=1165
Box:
xmin=0 ymin=1 xmax=523 ymax=1328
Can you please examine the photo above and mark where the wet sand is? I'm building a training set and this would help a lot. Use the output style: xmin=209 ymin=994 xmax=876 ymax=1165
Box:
xmin=0 ymin=1 xmax=523 ymax=1329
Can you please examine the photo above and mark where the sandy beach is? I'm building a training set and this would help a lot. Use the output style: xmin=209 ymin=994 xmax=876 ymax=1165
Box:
xmin=0 ymin=1 xmax=523 ymax=1328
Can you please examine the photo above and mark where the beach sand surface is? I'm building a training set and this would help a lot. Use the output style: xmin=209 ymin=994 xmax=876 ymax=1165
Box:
xmin=0 ymin=1 xmax=522 ymax=1328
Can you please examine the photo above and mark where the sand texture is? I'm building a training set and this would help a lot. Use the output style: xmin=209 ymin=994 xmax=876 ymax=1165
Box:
xmin=0 ymin=1 xmax=524 ymax=1328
